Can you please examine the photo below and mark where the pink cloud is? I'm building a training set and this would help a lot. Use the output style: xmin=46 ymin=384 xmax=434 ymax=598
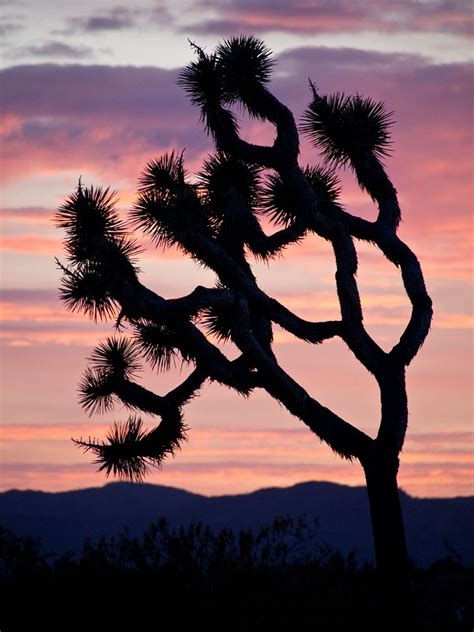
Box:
xmin=1 ymin=235 xmax=62 ymax=254
xmin=1 ymin=47 xmax=472 ymax=496
xmin=2 ymin=53 xmax=472 ymax=212
xmin=2 ymin=52 xmax=472 ymax=263
xmin=0 ymin=64 xmax=212 ymax=185
xmin=1 ymin=424 xmax=471 ymax=497
xmin=0 ymin=226 xmax=185 ymax=261
xmin=0 ymin=206 xmax=53 ymax=222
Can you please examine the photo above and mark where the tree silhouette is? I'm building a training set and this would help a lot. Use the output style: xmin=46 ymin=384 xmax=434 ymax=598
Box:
xmin=55 ymin=36 xmax=432 ymax=617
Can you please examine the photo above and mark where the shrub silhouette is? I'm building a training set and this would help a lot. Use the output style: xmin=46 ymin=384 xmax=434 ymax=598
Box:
xmin=2 ymin=521 xmax=472 ymax=631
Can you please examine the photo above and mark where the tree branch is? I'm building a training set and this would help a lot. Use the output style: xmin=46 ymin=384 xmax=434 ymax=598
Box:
xmin=230 ymin=294 xmax=373 ymax=460
xmin=376 ymin=229 xmax=433 ymax=366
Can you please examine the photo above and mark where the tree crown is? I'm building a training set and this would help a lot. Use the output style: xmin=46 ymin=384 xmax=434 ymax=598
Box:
xmin=56 ymin=36 xmax=432 ymax=481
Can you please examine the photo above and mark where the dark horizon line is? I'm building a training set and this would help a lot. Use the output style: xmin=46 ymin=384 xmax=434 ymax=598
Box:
xmin=2 ymin=479 xmax=473 ymax=501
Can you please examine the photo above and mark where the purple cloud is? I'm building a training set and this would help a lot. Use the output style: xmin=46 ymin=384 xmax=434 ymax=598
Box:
xmin=1 ymin=64 xmax=187 ymax=120
xmin=188 ymin=0 xmax=473 ymax=37
xmin=14 ymin=41 xmax=95 ymax=59
xmin=68 ymin=7 xmax=137 ymax=32
xmin=1 ymin=47 xmax=471 ymax=235
xmin=0 ymin=63 xmax=212 ymax=181
xmin=1 ymin=288 xmax=58 ymax=303
xmin=0 ymin=20 xmax=23 ymax=37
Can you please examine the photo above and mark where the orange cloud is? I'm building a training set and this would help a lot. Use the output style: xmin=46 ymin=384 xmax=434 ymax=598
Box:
xmin=0 ymin=113 xmax=21 ymax=135
xmin=1 ymin=424 xmax=472 ymax=496
xmin=1 ymin=303 xmax=68 ymax=323
xmin=0 ymin=207 xmax=53 ymax=223
xmin=434 ymin=313 xmax=474 ymax=329
xmin=1 ymin=235 xmax=62 ymax=255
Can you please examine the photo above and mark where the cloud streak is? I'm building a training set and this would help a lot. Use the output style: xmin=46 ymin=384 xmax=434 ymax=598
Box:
xmin=188 ymin=0 xmax=473 ymax=37
xmin=67 ymin=7 xmax=138 ymax=32
xmin=2 ymin=49 xmax=471 ymax=230
xmin=1 ymin=424 xmax=472 ymax=497
xmin=1 ymin=274 xmax=468 ymax=351
xmin=1 ymin=41 xmax=472 ymax=497
xmin=11 ymin=41 xmax=96 ymax=59
xmin=61 ymin=5 xmax=175 ymax=35
xmin=0 ymin=63 xmax=211 ymax=185
xmin=0 ymin=206 xmax=54 ymax=221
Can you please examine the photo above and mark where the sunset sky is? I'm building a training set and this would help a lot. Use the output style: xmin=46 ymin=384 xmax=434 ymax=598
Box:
xmin=1 ymin=0 xmax=473 ymax=497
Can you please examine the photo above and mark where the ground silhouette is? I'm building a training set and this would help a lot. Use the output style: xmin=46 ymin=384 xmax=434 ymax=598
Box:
xmin=1 ymin=482 xmax=472 ymax=567
xmin=1 ymin=518 xmax=472 ymax=631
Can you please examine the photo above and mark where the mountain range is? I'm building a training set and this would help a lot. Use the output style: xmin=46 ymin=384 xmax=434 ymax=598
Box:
xmin=1 ymin=481 xmax=472 ymax=567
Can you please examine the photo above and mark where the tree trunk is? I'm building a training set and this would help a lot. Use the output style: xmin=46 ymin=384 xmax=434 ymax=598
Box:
xmin=362 ymin=452 xmax=414 ymax=626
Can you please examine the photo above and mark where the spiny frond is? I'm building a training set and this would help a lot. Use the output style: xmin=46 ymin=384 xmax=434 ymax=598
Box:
xmin=259 ymin=173 xmax=298 ymax=227
xmin=78 ymin=367 xmax=115 ymax=415
xmin=135 ymin=322 xmax=192 ymax=371
xmin=301 ymin=91 xmax=394 ymax=166
xmin=345 ymin=94 xmax=394 ymax=161
xmin=301 ymin=91 xmax=351 ymax=165
xmin=73 ymin=416 xmax=149 ymax=481
xmin=58 ymin=260 xmax=118 ymax=322
xmin=216 ymin=36 xmax=274 ymax=114
xmin=133 ymin=151 xmax=205 ymax=250
xmin=131 ymin=152 xmax=205 ymax=251
xmin=178 ymin=51 xmax=226 ymax=126
xmin=55 ymin=183 xmax=122 ymax=237
xmin=112 ymin=235 xmax=142 ymax=263
xmin=55 ymin=184 xmax=126 ymax=263
xmin=303 ymin=165 xmax=341 ymax=204
xmin=131 ymin=184 xmax=205 ymax=252
xmin=198 ymin=152 xmax=261 ymax=227
xmin=179 ymin=36 xmax=274 ymax=118
xmin=73 ymin=413 xmax=188 ymax=482
xmin=89 ymin=337 xmax=141 ymax=379
xmin=200 ymin=303 xmax=234 ymax=343
xmin=259 ymin=165 xmax=339 ymax=225
xmin=138 ymin=151 xmax=187 ymax=193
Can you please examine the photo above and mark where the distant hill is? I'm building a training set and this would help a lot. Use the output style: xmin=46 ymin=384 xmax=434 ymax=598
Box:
xmin=1 ymin=481 xmax=472 ymax=567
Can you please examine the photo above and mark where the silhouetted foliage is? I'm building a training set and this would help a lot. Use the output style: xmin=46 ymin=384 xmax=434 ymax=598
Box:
xmin=1 ymin=521 xmax=473 ymax=632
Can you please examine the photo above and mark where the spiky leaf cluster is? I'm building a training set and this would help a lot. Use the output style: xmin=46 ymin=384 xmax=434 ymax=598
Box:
xmin=73 ymin=416 xmax=150 ymax=481
xmin=303 ymin=165 xmax=341 ymax=206
xmin=301 ymin=92 xmax=393 ymax=167
xmin=55 ymin=185 xmax=139 ymax=322
xmin=79 ymin=367 xmax=115 ymax=415
xmin=138 ymin=151 xmax=187 ymax=192
xmin=198 ymin=152 xmax=261 ymax=228
xmin=260 ymin=172 xmax=298 ymax=227
xmin=200 ymin=303 xmax=235 ymax=343
xmin=178 ymin=50 xmax=225 ymax=116
xmin=131 ymin=152 xmax=207 ymax=251
xmin=179 ymin=36 xmax=274 ymax=125
xmin=59 ymin=260 xmax=118 ymax=321
xmin=55 ymin=185 xmax=137 ymax=263
xmin=55 ymin=185 xmax=119 ymax=256
xmin=216 ymin=36 xmax=274 ymax=111
xmin=260 ymin=165 xmax=339 ymax=226
xmin=73 ymin=413 xmax=187 ymax=482
xmin=89 ymin=337 xmax=141 ymax=379
xmin=135 ymin=322 xmax=192 ymax=371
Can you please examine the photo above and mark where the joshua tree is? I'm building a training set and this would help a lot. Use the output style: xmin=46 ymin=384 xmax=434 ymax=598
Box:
xmin=55 ymin=37 xmax=432 ymax=608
